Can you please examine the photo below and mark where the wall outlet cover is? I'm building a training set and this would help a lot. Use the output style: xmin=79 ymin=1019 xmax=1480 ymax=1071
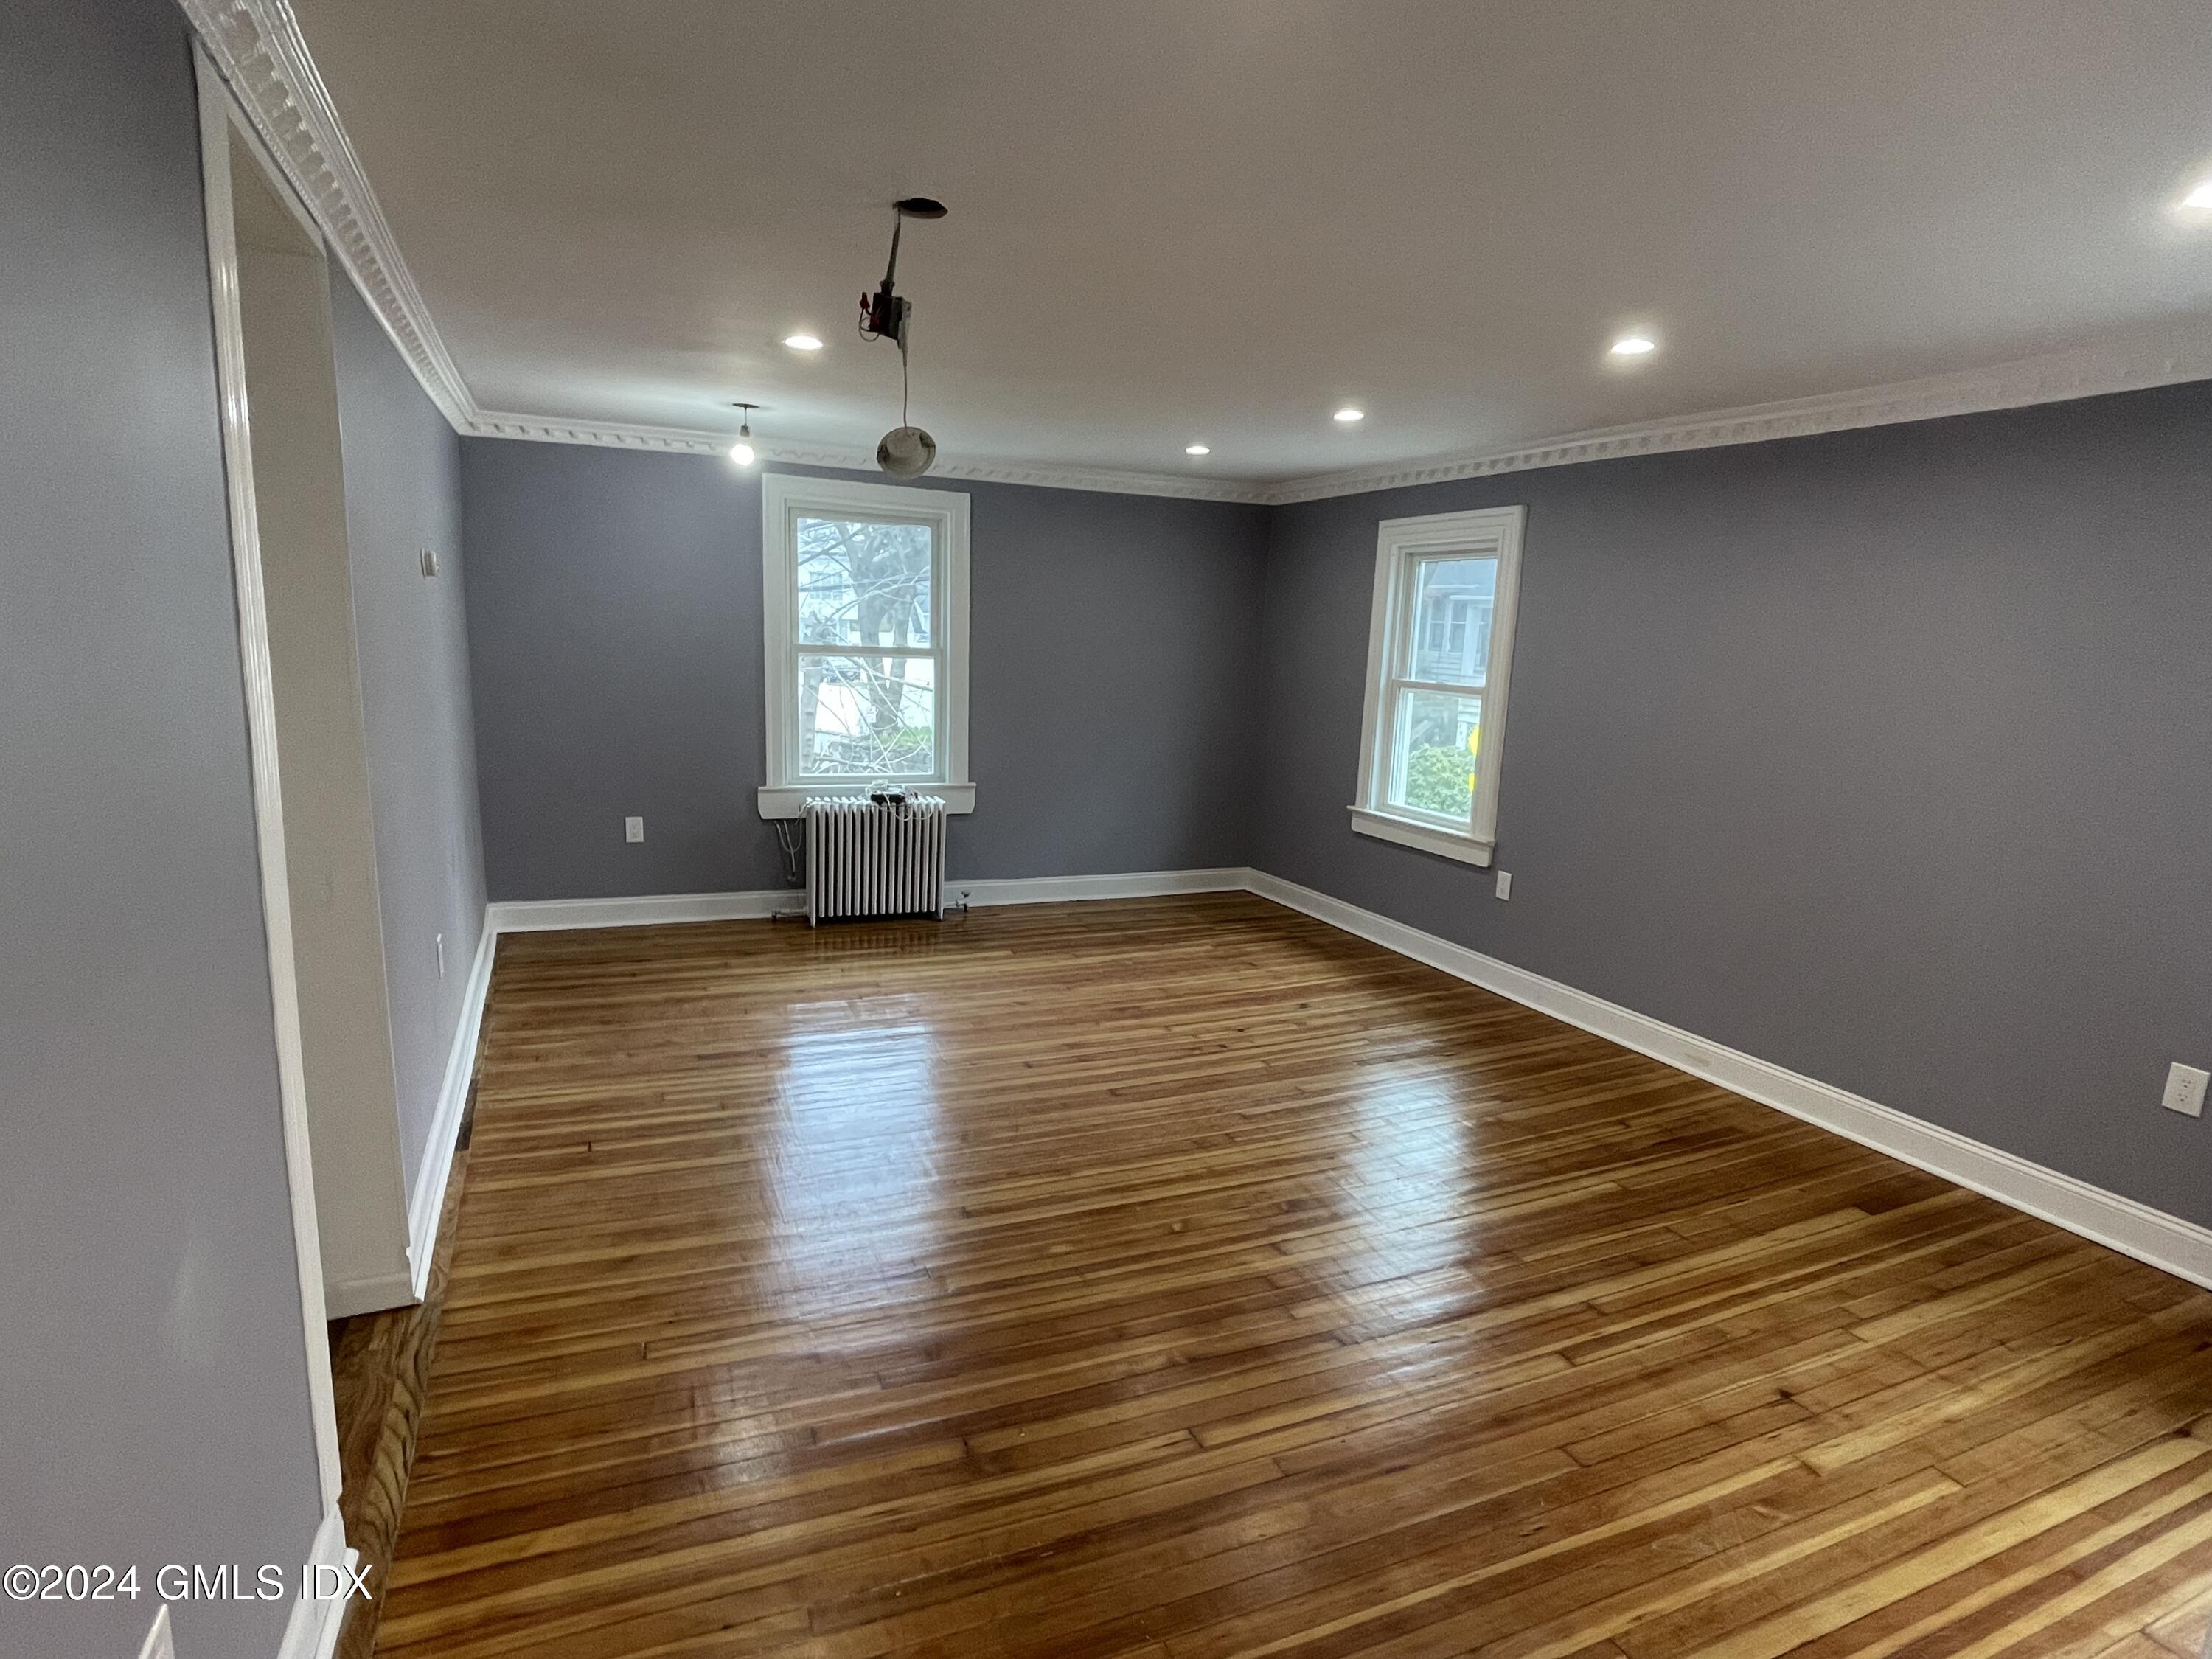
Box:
xmin=1494 ymin=870 xmax=1512 ymax=900
xmin=2163 ymin=1061 xmax=2208 ymax=1118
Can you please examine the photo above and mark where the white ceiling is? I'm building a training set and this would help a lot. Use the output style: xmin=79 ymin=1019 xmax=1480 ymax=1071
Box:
xmin=291 ymin=0 xmax=2212 ymax=487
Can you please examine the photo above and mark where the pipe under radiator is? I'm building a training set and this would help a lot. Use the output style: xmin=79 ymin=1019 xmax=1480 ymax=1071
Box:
xmin=802 ymin=796 xmax=947 ymax=925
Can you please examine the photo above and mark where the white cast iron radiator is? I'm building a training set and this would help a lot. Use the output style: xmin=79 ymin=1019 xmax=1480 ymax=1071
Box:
xmin=803 ymin=796 xmax=947 ymax=925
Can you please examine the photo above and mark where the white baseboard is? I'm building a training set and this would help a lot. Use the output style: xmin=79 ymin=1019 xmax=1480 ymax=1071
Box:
xmin=405 ymin=916 xmax=497 ymax=1301
xmin=1245 ymin=869 xmax=2212 ymax=1292
xmin=949 ymin=867 xmax=1249 ymax=908
xmin=484 ymin=871 xmax=1253 ymax=932
xmin=322 ymin=1270 xmax=414 ymax=1321
xmin=462 ymin=867 xmax=2212 ymax=1293
xmin=276 ymin=1506 xmax=356 ymax=1659
xmin=487 ymin=889 xmax=793 ymax=932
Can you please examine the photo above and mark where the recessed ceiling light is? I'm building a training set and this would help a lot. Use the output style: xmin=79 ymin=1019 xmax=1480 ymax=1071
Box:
xmin=783 ymin=333 xmax=824 ymax=352
xmin=1185 ymin=443 xmax=1210 ymax=456
xmin=1333 ymin=407 xmax=1365 ymax=424
xmin=2181 ymin=180 xmax=2212 ymax=210
xmin=1610 ymin=334 xmax=1658 ymax=357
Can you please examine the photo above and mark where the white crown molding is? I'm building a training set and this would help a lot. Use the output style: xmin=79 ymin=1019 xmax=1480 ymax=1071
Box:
xmin=919 ymin=457 xmax=1273 ymax=504
xmin=463 ymin=335 xmax=2212 ymax=501
xmin=466 ymin=339 xmax=2212 ymax=506
xmin=180 ymin=1 xmax=2212 ymax=509
xmin=462 ymin=411 xmax=861 ymax=466
xmin=462 ymin=410 xmax=1277 ymax=502
xmin=180 ymin=0 xmax=476 ymax=428
xmin=1262 ymin=338 xmax=2212 ymax=505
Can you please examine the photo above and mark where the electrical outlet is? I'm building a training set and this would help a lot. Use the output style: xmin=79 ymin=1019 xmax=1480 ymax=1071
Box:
xmin=625 ymin=815 xmax=644 ymax=844
xmin=419 ymin=546 xmax=439 ymax=577
xmin=139 ymin=1605 xmax=175 ymax=1659
xmin=1494 ymin=870 xmax=1512 ymax=900
xmin=2163 ymin=1062 xmax=2208 ymax=1119
xmin=435 ymin=931 xmax=446 ymax=979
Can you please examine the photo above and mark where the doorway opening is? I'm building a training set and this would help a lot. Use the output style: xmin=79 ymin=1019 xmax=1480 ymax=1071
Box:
xmin=195 ymin=51 xmax=415 ymax=1615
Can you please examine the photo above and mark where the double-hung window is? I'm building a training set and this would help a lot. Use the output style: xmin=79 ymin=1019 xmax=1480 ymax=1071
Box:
xmin=1349 ymin=505 xmax=1525 ymax=866
xmin=758 ymin=474 xmax=972 ymax=818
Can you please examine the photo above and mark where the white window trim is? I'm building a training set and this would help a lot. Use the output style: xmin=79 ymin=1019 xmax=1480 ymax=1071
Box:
xmin=1349 ymin=504 xmax=1526 ymax=868
xmin=758 ymin=473 xmax=973 ymax=819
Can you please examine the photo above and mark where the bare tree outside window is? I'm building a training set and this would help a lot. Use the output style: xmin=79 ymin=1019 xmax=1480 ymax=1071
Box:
xmin=794 ymin=517 xmax=938 ymax=777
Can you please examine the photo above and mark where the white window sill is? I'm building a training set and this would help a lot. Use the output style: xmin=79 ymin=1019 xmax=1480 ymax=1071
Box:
xmin=1347 ymin=806 xmax=1493 ymax=867
xmin=759 ymin=783 xmax=976 ymax=820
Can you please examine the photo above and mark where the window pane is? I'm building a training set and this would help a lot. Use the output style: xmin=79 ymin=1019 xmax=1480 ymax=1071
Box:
xmin=799 ymin=654 xmax=936 ymax=778
xmin=1408 ymin=555 xmax=1495 ymax=686
xmin=796 ymin=518 xmax=933 ymax=648
xmin=1389 ymin=687 xmax=1481 ymax=819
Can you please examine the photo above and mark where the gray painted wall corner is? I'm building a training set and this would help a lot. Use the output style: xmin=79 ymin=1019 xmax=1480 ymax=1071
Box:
xmin=459 ymin=441 xmax=1270 ymax=900
xmin=1253 ymin=383 xmax=2212 ymax=1232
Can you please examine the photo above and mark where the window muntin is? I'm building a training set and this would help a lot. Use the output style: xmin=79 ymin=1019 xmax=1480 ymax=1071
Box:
xmin=1352 ymin=507 xmax=1524 ymax=865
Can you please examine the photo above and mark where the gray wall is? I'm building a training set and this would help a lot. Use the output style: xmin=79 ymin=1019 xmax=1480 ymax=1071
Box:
xmin=460 ymin=441 xmax=1268 ymax=898
xmin=330 ymin=278 xmax=487 ymax=1195
xmin=0 ymin=2 xmax=324 ymax=1655
xmin=1256 ymin=383 xmax=2212 ymax=1229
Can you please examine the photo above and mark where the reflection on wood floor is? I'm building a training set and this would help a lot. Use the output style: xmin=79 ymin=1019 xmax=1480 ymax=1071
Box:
xmin=371 ymin=894 xmax=2212 ymax=1658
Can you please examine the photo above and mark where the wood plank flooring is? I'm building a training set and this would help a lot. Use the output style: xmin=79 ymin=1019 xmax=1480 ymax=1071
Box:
xmin=372 ymin=894 xmax=2212 ymax=1658
xmin=330 ymin=1088 xmax=476 ymax=1659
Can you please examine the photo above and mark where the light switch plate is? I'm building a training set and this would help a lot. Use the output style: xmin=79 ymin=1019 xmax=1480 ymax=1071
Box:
xmin=625 ymin=815 xmax=644 ymax=844
xmin=2163 ymin=1062 xmax=2208 ymax=1118
xmin=1494 ymin=870 xmax=1512 ymax=900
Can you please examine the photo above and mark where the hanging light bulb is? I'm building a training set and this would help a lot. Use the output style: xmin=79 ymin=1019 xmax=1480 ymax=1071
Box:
xmin=728 ymin=402 xmax=759 ymax=467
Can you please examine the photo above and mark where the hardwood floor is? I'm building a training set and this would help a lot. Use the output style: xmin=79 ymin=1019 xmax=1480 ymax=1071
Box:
xmin=372 ymin=894 xmax=2212 ymax=1658
xmin=329 ymin=1090 xmax=476 ymax=1659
